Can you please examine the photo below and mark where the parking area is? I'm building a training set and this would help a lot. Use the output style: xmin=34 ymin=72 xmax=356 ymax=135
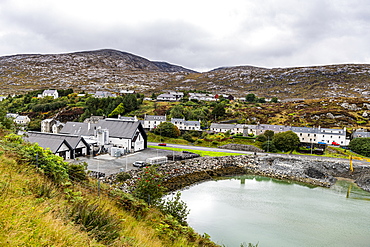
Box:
xmin=71 ymin=148 xmax=180 ymax=175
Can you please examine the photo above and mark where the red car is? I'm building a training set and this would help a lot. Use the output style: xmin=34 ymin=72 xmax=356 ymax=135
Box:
xmin=158 ymin=143 xmax=167 ymax=146
xmin=332 ymin=141 xmax=340 ymax=146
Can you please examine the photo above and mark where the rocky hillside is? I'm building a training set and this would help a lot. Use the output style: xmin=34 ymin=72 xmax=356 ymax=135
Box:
xmin=1 ymin=49 xmax=370 ymax=99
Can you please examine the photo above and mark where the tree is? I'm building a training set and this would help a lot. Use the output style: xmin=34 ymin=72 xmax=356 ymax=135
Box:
xmin=212 ymin=103 xmax=226 ymax=119
xmin=349 ymin=137 xmax=370 ymax=157
xmin=122 ymin=94 xmax=138 ymax=112
xmin=256 ymin=134 xmax=267 ymax=142
xmin=108 ymin=103 xmax=125 ymax=117
xmin=153 ymin=122 xmax=180 ymax=138
xmin=264 ymin=130 xmax=274 ymax=139
xmin=246 ymin=93 xmax=256 ymax=102
xmin=170 ymin=105 xmax=185 ymax=119
xmin=262 ymin=140 xmax=278 ymax=153
xmin=272 ymin=131 xmax=300 ymax=153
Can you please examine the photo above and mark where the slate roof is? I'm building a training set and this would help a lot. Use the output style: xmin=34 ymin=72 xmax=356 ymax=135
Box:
xmin=60 ymin=119 xmax=146 ymax=139
xmin=144 ymin=115 xmax=166 ymax=121
xmin=25 ymin=132 xmax=73 ymax=152
xmin=210 ymin=123 xmax=236 ymax=130
xmin=25 ymin=131 xmax=88 ymax=152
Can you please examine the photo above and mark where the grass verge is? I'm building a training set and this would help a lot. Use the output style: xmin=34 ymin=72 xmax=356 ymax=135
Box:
xmin=148 ymin=145 xmax=245 ymax=157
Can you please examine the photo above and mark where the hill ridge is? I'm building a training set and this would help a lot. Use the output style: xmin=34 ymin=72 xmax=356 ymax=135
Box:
xmin=0 ymin=49 xmax=370 ymax=99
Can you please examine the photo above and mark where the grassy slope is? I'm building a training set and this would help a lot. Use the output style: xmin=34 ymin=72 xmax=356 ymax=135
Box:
xmin=0 ymin=141 xmax=217 ymax=246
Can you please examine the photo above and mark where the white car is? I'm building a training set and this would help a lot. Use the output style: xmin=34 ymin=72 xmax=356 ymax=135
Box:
xmin=133 ymin=161 xmax=147 ymax=168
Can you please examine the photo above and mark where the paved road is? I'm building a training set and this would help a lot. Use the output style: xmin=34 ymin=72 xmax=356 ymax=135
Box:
xmin=71 ymin=147 xmax=182 ymax=175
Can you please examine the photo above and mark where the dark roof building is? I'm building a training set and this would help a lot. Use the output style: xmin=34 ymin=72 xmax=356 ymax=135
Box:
xmin=24 ymin=131 xmax=90 ymax=160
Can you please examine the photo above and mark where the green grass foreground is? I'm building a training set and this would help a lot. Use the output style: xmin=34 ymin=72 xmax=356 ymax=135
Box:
xmin=0 ymin=135 xmax=218 ymax=247
xmin=148 ymin=145 xmax=245 ymax=157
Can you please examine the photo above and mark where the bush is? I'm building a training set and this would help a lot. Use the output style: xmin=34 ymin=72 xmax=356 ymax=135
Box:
xmin=5 ymin=134 xmax=69 ymax=183
xmin=256 ymin=134 xmax=267 ymax=142
xmin=116 ymin=172 xmax=132 ymax=182
xmin=67 ymin=162 xmax=88 ymax=181
xmin=133 ymin=166 xmax=165 ymax=205
xmin=349 ymin=137 xmax=370 ymax=157
xmin=158 ymin=191 xmax=190 ymax=226
xmin=182 ymin=132 xmax=195 ymax=143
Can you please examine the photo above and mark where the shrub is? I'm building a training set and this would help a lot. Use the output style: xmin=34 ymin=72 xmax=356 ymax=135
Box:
xmin=256 ymin=134 xmax=267 ymax=142
xmin=133 ymin=166 xmax=165 ymax=205
xmin=349 ymin=137 xmax=370 ymax=157
xmin=115 ymin=172 xmax=132 ymax=182
xmin=67 ymin=162 xmax=88 ymax=181
xmin=182 ymin=132 xmax=195 ymax=143
xmin=158 ymin=191 xmax=190 ymax=226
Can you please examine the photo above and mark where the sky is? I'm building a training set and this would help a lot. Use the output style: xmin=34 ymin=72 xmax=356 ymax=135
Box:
xmin=0 ymin=0 xmax=370 ymax=72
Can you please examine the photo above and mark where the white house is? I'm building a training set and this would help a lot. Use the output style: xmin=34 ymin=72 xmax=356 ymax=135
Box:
xmin=14 ymin=115 xmax=31 ymax=125
xmin=157 ymin=91 xmax=184 ymax=101
xmin=189 ymin=93 xmax=216 ymax=101
xmin=210 ymin=123 xmax=246 ymax=134
xmin=38 ymin=89 xmax=59 ymax=99
xmin=93 ymin=91 xmax=115 ymax=98
xmin=157 ymin=93 xmax=178 ymax=101
xmin=143 ymin=115 xmax=166 ymax=130
xmin=171 ymin=118 xmax=201 ymax=131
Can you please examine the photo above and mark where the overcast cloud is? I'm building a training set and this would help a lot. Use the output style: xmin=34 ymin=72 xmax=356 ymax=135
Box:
xmin=0 ymin=0 xmax=369 ymax=71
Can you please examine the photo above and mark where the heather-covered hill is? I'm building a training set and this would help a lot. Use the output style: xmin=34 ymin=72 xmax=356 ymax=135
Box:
xmin=1 ymin=49 xmax=370 ymax=99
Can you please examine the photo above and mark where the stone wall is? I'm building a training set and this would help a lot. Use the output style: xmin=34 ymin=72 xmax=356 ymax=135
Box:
xmin=104 ymin=154 xmax=370 ymax=193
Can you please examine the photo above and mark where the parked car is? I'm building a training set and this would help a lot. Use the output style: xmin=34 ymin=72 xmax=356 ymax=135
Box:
xmin=158 ymin=143 xmax=167 ymax=146
xmin=133 ymin=161 xmax=147 ymax=168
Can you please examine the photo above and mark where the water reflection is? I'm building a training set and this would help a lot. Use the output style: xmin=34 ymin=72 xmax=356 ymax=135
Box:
xmin=180 ymin=175 xmax=370 ymax=247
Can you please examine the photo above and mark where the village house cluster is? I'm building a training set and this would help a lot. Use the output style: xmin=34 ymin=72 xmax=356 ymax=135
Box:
xmin=3 ymin=89 xmax=366 ymax=160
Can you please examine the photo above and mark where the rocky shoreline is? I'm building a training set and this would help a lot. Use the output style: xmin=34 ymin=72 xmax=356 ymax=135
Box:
xmin=103 ymin=154 xmax=370 ymax=193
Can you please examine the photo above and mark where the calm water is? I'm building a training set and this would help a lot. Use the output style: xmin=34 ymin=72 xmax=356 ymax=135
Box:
xmin=179 ymin=176 xmax=370 ymax=247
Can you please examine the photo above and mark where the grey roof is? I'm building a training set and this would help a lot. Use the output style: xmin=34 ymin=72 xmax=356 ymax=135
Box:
xmin=157 ymin=93 xmax=176 ymax=98
xmin=185 ymin=120 xmax=200 ymax=126
xmin=97 ymin=119 xmax=141 ymax=138
xmin=43 ymin=89 xmax=57 ymax=94
xmin=257 ymin=124 xmax=291 ymax=132
xmin=353 ymin=131 xmax=370 ymax=138
xmin=171 ymin=118 xmax=185 ymax=123
xmin=60 ymin=119 xmax=144 ymax=139
xmin=210 ymin=123 xmax=236 ymax=130
xmin=144 ymin=115 xmax=166 ymax=121
xmin=25 ymin=131 xmax=87 ymax=152
xmin=25 ymin=132 xmax=77 ymax=152
xmin=60 ymin=122 xmax=95 ymax=136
